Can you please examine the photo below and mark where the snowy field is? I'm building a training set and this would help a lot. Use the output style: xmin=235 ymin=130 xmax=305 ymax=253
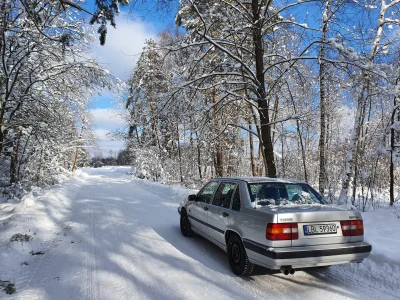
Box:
xmin=0 ymin=167 xmax=399 ymax=299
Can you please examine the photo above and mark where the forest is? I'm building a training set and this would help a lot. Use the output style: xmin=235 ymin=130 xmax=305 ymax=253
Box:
xmin=0 ymin=0 xmax=113 ymax=198
xmin=121 ymin=0 xmax=400 ymax=210
xmin=0 ymin=0 xmax=399 ymax=211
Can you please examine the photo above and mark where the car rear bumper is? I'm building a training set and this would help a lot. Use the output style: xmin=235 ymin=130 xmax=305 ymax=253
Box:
xmin=243 ymin=239 xmax=372 ymax=269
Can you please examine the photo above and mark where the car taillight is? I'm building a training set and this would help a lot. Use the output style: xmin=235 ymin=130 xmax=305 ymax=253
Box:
xmin=266 ymin=223 xmax=298 ymax=240
xmin=340 ymin=220 xmax=364 ymax=236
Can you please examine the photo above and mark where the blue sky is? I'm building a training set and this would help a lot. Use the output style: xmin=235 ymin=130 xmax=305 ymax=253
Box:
xmin=81 ymin=1 xmax=177 ymax=155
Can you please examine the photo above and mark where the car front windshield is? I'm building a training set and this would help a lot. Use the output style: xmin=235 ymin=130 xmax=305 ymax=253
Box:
xmin=248 ymin=182 xmax=324 ymax=206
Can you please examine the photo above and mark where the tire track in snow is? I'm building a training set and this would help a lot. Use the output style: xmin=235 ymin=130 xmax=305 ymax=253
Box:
xmin=106 ymin=181 xmax=162 ymax=300
xmin=101 ymin=183 xmax=145 ymax=300
xmin=85 ymin=187 xmax=100 ymax=300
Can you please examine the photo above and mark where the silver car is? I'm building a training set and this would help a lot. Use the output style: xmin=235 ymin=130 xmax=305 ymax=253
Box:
xmin=178 ymin=177 xmax=372 ymax=276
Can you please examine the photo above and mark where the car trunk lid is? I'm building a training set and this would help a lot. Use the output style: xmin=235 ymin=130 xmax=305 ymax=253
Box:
xmin=273 ymin=205 xmax=361 ymax=246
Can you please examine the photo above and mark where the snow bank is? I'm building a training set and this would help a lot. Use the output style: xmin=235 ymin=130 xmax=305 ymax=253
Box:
xmin=0 ymin=203 xmax=16 ymax=222
xmin=131 ymin=178 xmax=198 ymax=203
xmin=0 ymin=169 xmax=87 ymax=292
xmin=362 ymin=206 xmax=400 ymax=263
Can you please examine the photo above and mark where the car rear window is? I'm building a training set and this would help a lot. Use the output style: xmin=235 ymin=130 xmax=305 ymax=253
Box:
xmin=248 ymin=182 xmax=324 ymax=206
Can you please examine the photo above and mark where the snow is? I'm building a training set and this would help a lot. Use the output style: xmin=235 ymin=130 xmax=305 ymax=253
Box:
xmin=322 ymin=10 xmax=328 ymax=22
xmin=0 ymin=167 xmax=399 ymax=299
xmin=132 ymin=177 xmax=198 ymax=203
xmin=362 ymin=207 xmax=400 ymax=262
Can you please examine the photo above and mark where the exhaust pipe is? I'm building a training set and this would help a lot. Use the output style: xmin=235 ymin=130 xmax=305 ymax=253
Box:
xmin=280 ymin=267 xmax=295 ymax=275
xmin=280 ymin=268 xmax=289 ymax=275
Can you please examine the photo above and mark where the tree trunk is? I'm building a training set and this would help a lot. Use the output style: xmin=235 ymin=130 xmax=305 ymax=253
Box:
xmin=176 ymin=124 xmax=183 ymax=183
xmin=0 ymin=116 xmax=4 ymax=154
xmin=213 ymin=86 xmax=224 ymax=177
xmin=155 ymin=125 xmax=164 ymax=180
xmin=339 ymin=88 xmax=365 ymax=204
xmin=150 ymin=102 xmax=158 ymax=147
xmin=390 ymin=133 xmax=394 ymax=206
xmin=10 ymin=131 xmax=21 ymax=185
xmin=390 ymin=91 xmax=398 ymax=206
xmin=226 ymin=147 xmax=234 ymax=177
xmin=252 ymin=0 xmax=276 ymax=178
xmin=190 ymin=130 xmax=194 ymax=174
xmin=0 ymin=1 xmax=5 ymax=155
xmin=352 ymin=165 xmax=358 ymax=204
xmin=248 ymin=121 xmax=256 ymax=176
xmin=251 ymin=106 xmax=265 ymax=176
xmin=287 ymin=82 xmax=308 ymax=181
xmin=37 ymin=150 xmax=43 ymax=184
xmin=215 ymin=145 xmax=223 ymax=177
xmin=71 ymin=149 xmax=79 ymax=172
xmin=271 ymin=95 xmax=279 ymax=145
xmin=318 ymin=0 xmax=331 ymax=194
xmin=353 ymin=88 xmax=372 ymax=204
xmin=17 ymin=133 xmax=31 ymax=180
xmin=297 ymin=121 xmax=307 ymax=182
xmin=281 ymin=124 xmax=286 ymax=178
xmin=195 ymin=131 xmax=202 ymax=179
xmin=325 ymin=94 xmax=330 ymax=189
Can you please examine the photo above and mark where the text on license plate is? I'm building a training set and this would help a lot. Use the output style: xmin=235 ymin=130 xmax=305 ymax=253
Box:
xmin=303 ymin=224 xmax=337 ymax=235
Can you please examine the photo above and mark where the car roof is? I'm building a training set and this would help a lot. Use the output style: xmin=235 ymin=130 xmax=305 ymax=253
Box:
xmin=210 ymin=177 xmax=307 ymax=184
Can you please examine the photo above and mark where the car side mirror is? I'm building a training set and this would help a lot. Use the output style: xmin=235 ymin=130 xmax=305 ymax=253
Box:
xmin=188 ymin=194 xmax=197 ymax=201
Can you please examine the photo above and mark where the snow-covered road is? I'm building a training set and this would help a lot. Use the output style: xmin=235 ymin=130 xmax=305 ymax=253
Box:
xmin=2 ymin=167 xmax=400 ymax=299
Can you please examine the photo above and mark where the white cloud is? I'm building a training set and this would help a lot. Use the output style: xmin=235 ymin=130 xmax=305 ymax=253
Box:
xmin=89 ymin=108 xmax=127 ymax=156
xmin=90 ymin=108 xmax=126 ymax=130
xmin=91 ymin=16 xmax=156 ymax=80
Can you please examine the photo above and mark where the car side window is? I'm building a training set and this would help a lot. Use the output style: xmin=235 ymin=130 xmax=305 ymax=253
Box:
xmin=231 ymin=186 xmax=241 ymax=211
xmin=197 ymin=182 xmax=219 ymax=203
xmin=212 ymin=183 xmax=237 ymax=209
xmin=248 ymin=184 xmax=258 ymax=202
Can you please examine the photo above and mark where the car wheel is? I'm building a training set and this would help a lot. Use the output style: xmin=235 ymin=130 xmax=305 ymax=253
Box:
xmin=227 ymin=234 xmax=254 ymax=276
xmin=180 ymin=210 xmax=193 ymax=237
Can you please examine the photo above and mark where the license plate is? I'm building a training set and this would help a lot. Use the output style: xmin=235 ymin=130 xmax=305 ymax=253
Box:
xmin=304 ymin=224 xmax=337 ymax=235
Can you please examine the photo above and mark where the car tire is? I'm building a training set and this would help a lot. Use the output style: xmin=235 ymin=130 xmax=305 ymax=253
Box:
xmin=227 ymin=234 xmax=254 ymax=276
xmin=180 ymin=210 xmax=193 ymax=237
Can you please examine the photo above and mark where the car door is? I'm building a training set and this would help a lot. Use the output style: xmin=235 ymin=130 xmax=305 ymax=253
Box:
xmin=207 ymin=182 xmax=238 ymax=246
xmin=187 ymin=181 xmax=219 ymax=236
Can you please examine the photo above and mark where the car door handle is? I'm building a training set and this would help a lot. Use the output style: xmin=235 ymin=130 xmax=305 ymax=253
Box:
xmin=222 ymin=212 xmax=229 ymax=217
xmin=203 ymin=207 xmax=209 ymax=211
